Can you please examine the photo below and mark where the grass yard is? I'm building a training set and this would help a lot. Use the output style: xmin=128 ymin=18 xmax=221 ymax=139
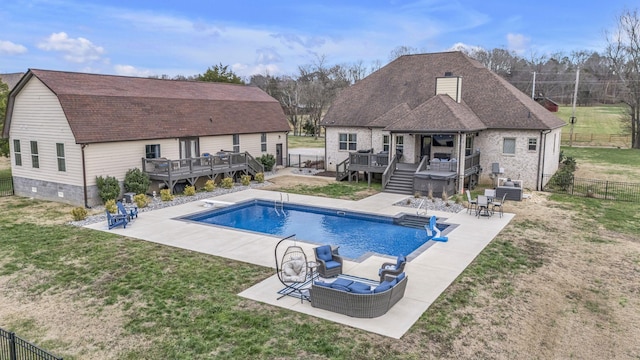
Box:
xmin=288 ymin=135 xmax=325 ymax=149
xmin=556 ymin=105 xmax=627 ymax=134
xmin=0 ymin=147 xmax=639 ymax=359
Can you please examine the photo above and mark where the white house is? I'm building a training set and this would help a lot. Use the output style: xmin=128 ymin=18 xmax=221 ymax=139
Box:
xmin=2 ymin=69 xmax=290 ymax=206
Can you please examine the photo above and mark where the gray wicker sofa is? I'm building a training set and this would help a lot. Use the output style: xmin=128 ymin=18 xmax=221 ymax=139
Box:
xmin=309 ymin=273 xmax=408 ymax=318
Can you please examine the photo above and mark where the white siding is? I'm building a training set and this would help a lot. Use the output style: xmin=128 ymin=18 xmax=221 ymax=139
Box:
xmin=84 ymin=139 xmax=179 ymax=185
xmin=435 ymin=77 xmax=461 ymax=102
xmin=8 ymin=77 xmax=82 ymax=186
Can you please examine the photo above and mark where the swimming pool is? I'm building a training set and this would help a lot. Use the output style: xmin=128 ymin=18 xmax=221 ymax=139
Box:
xmin=183 ymin=200 xmax=452 ymax=260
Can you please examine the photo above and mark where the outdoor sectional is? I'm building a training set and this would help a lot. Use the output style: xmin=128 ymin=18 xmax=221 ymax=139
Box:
xmin=309 ymin=273 xmax=408 ymax=318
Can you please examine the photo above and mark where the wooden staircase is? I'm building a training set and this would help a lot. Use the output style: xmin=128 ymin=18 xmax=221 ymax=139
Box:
xmin=384 ymin=169 xmax=414 ymax=194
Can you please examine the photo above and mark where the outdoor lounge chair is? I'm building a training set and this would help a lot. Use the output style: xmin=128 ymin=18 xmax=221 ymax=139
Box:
xmin=314 ymin=245 xmax=343 ymax=278
xmin=106 ymin=210 xmax=127 ymax=229
xmin=378 ymin=255 xmax=406 ymax=281
xmin=117 ymin=201 xmax=138 ymax=221
xmin=424 ymin=215 xmax=448 ymax=242
xmin=465 ymin=190 xmax=477 ymax=214
xmin=275 ymin=235 xmax=310 ymax=302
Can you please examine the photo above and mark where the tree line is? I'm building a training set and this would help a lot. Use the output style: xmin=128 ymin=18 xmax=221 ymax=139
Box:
xmin=1 ymin=9 xmax=639 ymax=148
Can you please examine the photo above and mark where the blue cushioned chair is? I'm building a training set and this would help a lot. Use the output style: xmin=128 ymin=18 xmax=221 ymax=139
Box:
xmin=314 ymin=245 xmax=343 ymax=278
xmin=106 ymin=210 xmax=128 ymax=230
xmin=378 ymin=255 xmax=406 ymax=281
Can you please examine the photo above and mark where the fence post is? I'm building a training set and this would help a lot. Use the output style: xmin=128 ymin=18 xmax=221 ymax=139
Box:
xmin=298 ymin=155 xmax=301 ymax=169
xmin=605 ymin=181 xmax=609 ymax=200
xmin=9 ymin=331 xmax=16 ymax=360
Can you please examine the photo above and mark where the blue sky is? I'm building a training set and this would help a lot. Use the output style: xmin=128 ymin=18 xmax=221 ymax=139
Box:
xmin=0 ymin=0 xmax=634 ymax=78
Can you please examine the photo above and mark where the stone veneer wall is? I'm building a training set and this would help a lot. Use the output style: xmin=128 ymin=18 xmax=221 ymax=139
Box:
xmin=13 ymin=176 xmax=109 ymax=207
xmin=473 ymin=129 xmax=546 ymax=189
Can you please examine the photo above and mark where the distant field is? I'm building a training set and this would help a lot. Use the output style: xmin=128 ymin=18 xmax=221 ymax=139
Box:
xmin=288 ymin=135 xmax=325 ymax=148
xmin=556 ymin=105 xmax=627 ymax=134
xmin=556 ymin=105 xmax=630 ymax=147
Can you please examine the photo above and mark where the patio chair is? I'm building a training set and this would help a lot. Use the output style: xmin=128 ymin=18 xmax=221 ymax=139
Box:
xmin=117 ymin=201 xmax=138 ymax=221
xmin=491 ymin=193 xmax=507 ymax=218
xmin=424 ymin=215 xmax=448 ymax=242
xmin=106 ymin=210 xmax=128 ymax=229
xmin=465 ymin=190 xmax=477 ymax=214
xmin=314 ymin=245 xmax=343 ymax=278
xmin=378 ymin=255 xmax=406 ymax=281
xmin=275 ymin=235 xmax=310 ymax=302
xmin=476 ymin=195 xmax=491 ymax=218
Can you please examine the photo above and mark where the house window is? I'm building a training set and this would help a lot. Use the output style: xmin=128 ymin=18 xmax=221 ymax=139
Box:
xmin=383 ymin=135 xmax=390 ymax=152
xmin=30 ymin=141 xmax=39 ymax=168
xmin=395 ymin=135 xmax=404 ymax=154
xmin=56 ymin=143 xmax=66 ymax=172
xmin=339 ymin=133 xmax=357 ymax=151
xmin=233 ymin=134 xmax=240 ymax=153
xmin=13 ymin=139 xmax=21 ymax=166
xmin=503 ymin=138 xmax=516 ymax=155
xmin=145 ymin=144 xmax=161 ymax=159
xmin=528 ymin=138 xmax=537 ymax=151
xmin=261 ymin=133 xmax=267 ymax=152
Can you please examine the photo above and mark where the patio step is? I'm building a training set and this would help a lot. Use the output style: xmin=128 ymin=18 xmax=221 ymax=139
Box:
xmin=384 ymin=170 xmax=414 ymax=195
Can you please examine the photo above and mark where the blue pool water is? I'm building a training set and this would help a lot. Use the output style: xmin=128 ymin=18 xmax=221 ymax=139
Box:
xmin=183 ymin=200 xmax=450 ymax=260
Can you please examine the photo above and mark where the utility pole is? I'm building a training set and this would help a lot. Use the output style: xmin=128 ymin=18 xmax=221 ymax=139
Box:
xmin=531 ymin=71 xmax=536 ymax=99
xmin=569 ymin=68 xmax=580 ymax=147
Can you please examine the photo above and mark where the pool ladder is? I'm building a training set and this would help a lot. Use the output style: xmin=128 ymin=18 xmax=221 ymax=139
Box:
xmin=274 ymin=193 xmax=289 ymax=215
xmin=416 ymin=199 xmax=427 ymax=217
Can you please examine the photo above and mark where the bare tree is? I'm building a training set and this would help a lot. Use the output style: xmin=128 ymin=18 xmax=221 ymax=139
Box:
xmin=388 ymin=45 xmax=418 ymax=61
xmin=605 ymin=8 xmax=640 ymax=148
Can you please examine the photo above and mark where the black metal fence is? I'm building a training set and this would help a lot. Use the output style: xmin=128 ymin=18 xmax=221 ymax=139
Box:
xmin=287 ymin=154 xmax=325 ymax=169
xmin=0 ymin=177 xmax=13 ymax=196
xmin=543 ymin=174 xmax=640 ymax=202
xmin=0 ymin=328 xmax=63 ymax=360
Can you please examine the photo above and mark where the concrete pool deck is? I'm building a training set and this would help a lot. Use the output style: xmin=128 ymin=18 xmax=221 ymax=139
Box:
xmin=85 ymin=185 xmax=513 ymax=339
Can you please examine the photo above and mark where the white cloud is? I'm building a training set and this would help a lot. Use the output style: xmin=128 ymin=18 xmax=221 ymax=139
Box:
xmin=113 ymin=64 xmax=153 ymax=77
xmin=506 ymin=33 xmax=529 ymax=54
xmin=0 ymin=40 xmax=28 ymax=55
xmin=448 ymin=42 xmax=483 ymax=53
xmin=37 ymin=32 xmax=105 ymax=63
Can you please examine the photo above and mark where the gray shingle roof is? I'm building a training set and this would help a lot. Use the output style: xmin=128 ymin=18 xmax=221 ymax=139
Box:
xmin=7 ymin=69 xmax=289 ymax=143
xmin=322 ymin=51 xmax=565 ymax=132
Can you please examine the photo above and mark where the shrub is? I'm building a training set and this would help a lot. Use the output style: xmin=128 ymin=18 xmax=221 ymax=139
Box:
xmin=124 ymin=168 xmax=151 ymax=195
xmin=441 ymin=187 xmax=448 ymax=201
xmin=160 ymin=188 xmax=174 ymax=201
xmin=105 ymin=199 xmax=117 ymax=214
xmin=221 ymin=177 xmax=234 ymax=189
xmin=183 ymin=185 xmax=196 ymax=196
xmin=257 ymin=154 xmax=276 ymax=171
xmin=255 ymin=172 xmax=265 ymax=183
xmin=133 ymin=194 xmax=149 ymax=208
xmin=241 ymin=174 xmax=251 ymax=186
xmin=414 ymin=191 xmax=421 ymax=198
xmin=204 ymin=179 xmax=216 ymax=192
xmin=71 ymin=207 xmax=87 ymax=221
xmin=96 ymin=175 xmax=120 ymax=203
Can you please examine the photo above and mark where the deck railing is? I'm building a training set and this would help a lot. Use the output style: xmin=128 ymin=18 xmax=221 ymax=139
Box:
xmin=463 ymin=152 xmax=481 ymax=175
xmin=381 ymin=155 xmax=399 ymax=190
xmin=142 ymin=152 xmax=260 ymax=177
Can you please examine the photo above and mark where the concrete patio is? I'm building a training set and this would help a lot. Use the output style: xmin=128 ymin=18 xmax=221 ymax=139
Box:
xmin=84 ymin=181 xmax=513 ymax=339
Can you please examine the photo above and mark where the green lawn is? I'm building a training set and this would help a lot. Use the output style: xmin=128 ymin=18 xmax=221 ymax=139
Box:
xmin=561 ymin=146 xmax=640 ymax=167
xmin=556 ymin=105 xmax=627 ymax=134
xmin=288 ymin=135 xmax=325 ymax=149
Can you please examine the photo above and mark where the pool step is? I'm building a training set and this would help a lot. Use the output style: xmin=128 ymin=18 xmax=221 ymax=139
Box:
xmin=395 ymin=214 xmax=432 ymax=229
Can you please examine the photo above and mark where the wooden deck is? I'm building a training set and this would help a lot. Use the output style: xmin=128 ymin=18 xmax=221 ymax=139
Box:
xmin=142 ymin=152 xmax=263 ymax=193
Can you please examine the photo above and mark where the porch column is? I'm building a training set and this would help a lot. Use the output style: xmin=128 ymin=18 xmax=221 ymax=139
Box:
xmin=457 ymin=133 xmax=466 ymax=194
